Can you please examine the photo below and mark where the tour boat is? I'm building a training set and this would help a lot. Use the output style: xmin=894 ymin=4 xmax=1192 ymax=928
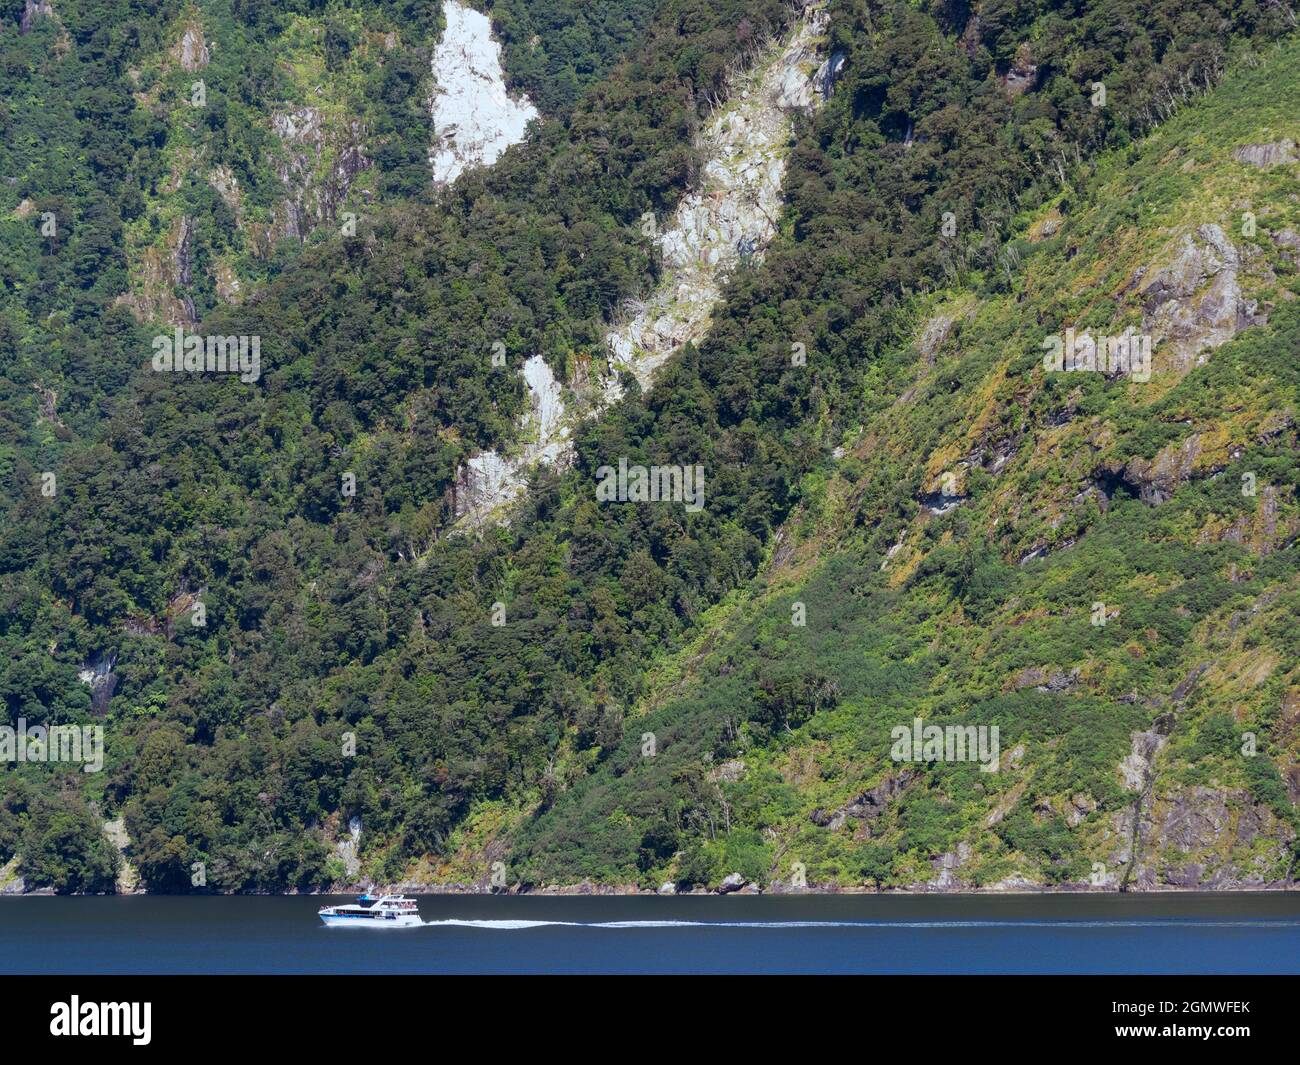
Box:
xmin=318 ymin=893 xmax=422 ymax=928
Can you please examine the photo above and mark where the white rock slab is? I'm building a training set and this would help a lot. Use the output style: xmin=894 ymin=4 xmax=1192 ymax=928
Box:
xmin=430 ymin=0 xmax=538 ymax=185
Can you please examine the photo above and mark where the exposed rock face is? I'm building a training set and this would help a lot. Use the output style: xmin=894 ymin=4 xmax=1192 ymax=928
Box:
xmin=20 ymin=0 xmax=55 ymax=34
xmin=921 ymin=486 xmax=965 ymax=515
xmin=77 ymin=651 xmax=118 ymax=716
xmin=1139 ymin=223 xmax=1268 ymax=376
xmin=208 ymin=166 xmax=242 ymax=214
xmin=986 ymin=875 xmax=1038 ymax=891
xmin=33 ymin=382 xmax=62 ymax=427
xmin=811 ymin=768 xmax=917 ymax=833
xmin=0 ymin=856 xmax=25 ymax=895
xmin=930 ymin=847 xmax=972 ymax=889
xmin=1273 ymin=227 xmax=1300 ymax=264
xmin=1029 ymin=209 xmax=1062 ymax=240
xmin=986 ymin=774 xmax=1028 ymax=828
xmin=270 ymin=107 xmax=369 ymax=242
xmin=916 ymin=310 xmax=957 ymax=364
xmin=1119 ymin=787 xmax=1292 ymax=888
xmin=1112 ymin=726 xmax=1168 ymax=886
xmin=929 ymin=841 xmax=972 ymax=889
xmin=1108 ymin=713 xmax=1291 ymax=890
xmin=1232 ymin=139 xmax=1298 ymax=168
xmin=454 ymin=449 xmax=516 ymax=526
xmin=712 ymin=759 xmax=747 ymax=783
xmin=1114 ymin=432 xmax=1203 ymax=505
xmin=174 ymin=23 xmax=210 ymax=72
xmin=1207 ymin=483 xmax=1296 ymax=555
xmin=271 ymin=106 xmax=325 ymax=239
xmin=116 ymin=215 xmax=198 ymax=327
xmin=606 ymin=5 xmax=830 ymax=396
xmin=1012 ymin=665 xmax=1080 ymax=692
xmin=102 ymin=818 xmax=139 ymax=894
xmin=1107 ymin=409 xmax=1291 ymax=512
xmin=1170 ymin=663 xmax=1209 ymax=706
xmin=1119 ymin=727 xmax=1166 ymax=792
xmin=820 ymin=49 xmax=847 ymax=100
xmin=453 ymin=7 xmax=830 ymax=531
xmin=717 ymin=871 xmax=747 ymax=894
xmin=334 ymin=816 xmax=363 ymax=881
xmin=1066 ymin=793 xmax=1097 ymax=828
xmin=1001 ymin=43 xmax=1038 ymax=97
xmin=429 ymin=0 xmax=538 ymax=185
xmin=273 ymin=106 xmax=323 ymax=146
xmin=453 ymin=355 xmax=569 ymax=527
xmin=1159 ymin=788 xmax=1267 ymax=850
xmin=175 ymin=215 xmax=194 ymax=287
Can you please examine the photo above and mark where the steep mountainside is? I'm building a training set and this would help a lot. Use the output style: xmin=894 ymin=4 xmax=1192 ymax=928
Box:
xmin=0 ymin=0 xmax=1297 ymax=895
xmin=514 ymin=37 xmax=1300 ymax=891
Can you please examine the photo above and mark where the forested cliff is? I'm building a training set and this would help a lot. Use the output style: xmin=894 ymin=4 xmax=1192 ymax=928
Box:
xmin=1 ymin=0 xmax=1297 ymax=894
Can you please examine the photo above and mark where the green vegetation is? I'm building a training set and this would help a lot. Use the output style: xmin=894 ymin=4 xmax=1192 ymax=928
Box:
xmin=511 ymin=25 xmax=1300 ymax=888
xmin=0 ymin=0 xmax=1296 ymax=891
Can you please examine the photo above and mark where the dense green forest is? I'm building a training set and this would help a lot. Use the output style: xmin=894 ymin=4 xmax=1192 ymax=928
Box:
xmin=1 ymin=0 xmax=1297 ymax=893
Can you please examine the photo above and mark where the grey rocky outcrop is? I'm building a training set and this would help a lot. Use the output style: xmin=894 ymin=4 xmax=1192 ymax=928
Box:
xmin=334 ymin=816 xmax=362 ymax=880
xmin=1066 ymin=793 xmax=1097 ymax=828
xmin=1001 ymin=45 xmax=1038 ymax=97
xmin=929 ymin=841 xmax=972 ymax=889
xmin=717 ymin=872 xmax=747 ymax=894
xmin=270 ymin=107 xmax=370 ymax=241
xmin=605 ymin=4 xmax=830 ymax=396
xmin=1012 ymin=665 xmax=1080 ymax=692
xmin=78 ymin=651 xmax=118 ymax=716
xmin=20 ymin=0 xmax=54 ymax=34
xmin=1139 ymin=223 xmax=1268 ymax=376
xmin=1232 ymin=139 xmax=1298 ymax=168
xmin=0 ymin=856 xmax=25 ymax=895
xmin=1273 ymin=227 xmax=1300 ymax=263
xmin=174 ymin=24 xmax=210 ymax=72
xmin=916 ymin=310 xmax=957 ymax=364
xmin=1110 ymin=432 xmax=1203 ymax=505
xmin=812 ymin=769 xmax=917 ymax=833
xmin=1118 ymin=786 xmax=1292 ymax=889
xmin=1119 ymin=726 xmax=1167 ymax=792
xmin=102 ymin=818 xmax=140 ymax=893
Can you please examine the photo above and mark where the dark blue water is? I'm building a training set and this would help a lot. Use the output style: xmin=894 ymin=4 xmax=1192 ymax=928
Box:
xmin=2 ymin=893 xmax=1299 ymax=974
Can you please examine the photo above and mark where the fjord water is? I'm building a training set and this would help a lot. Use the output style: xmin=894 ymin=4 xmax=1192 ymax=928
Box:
xmin=2 ymin=894 xmax=1299 ymax=974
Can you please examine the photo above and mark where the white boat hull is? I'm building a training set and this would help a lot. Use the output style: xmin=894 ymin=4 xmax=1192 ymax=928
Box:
xmin=320 ymin=911 xmax=423 ymax=928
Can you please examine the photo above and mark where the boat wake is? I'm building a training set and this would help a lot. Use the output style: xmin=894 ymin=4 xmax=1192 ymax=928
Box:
xmin=421 ymin=918 xmax=1300 ymax=931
